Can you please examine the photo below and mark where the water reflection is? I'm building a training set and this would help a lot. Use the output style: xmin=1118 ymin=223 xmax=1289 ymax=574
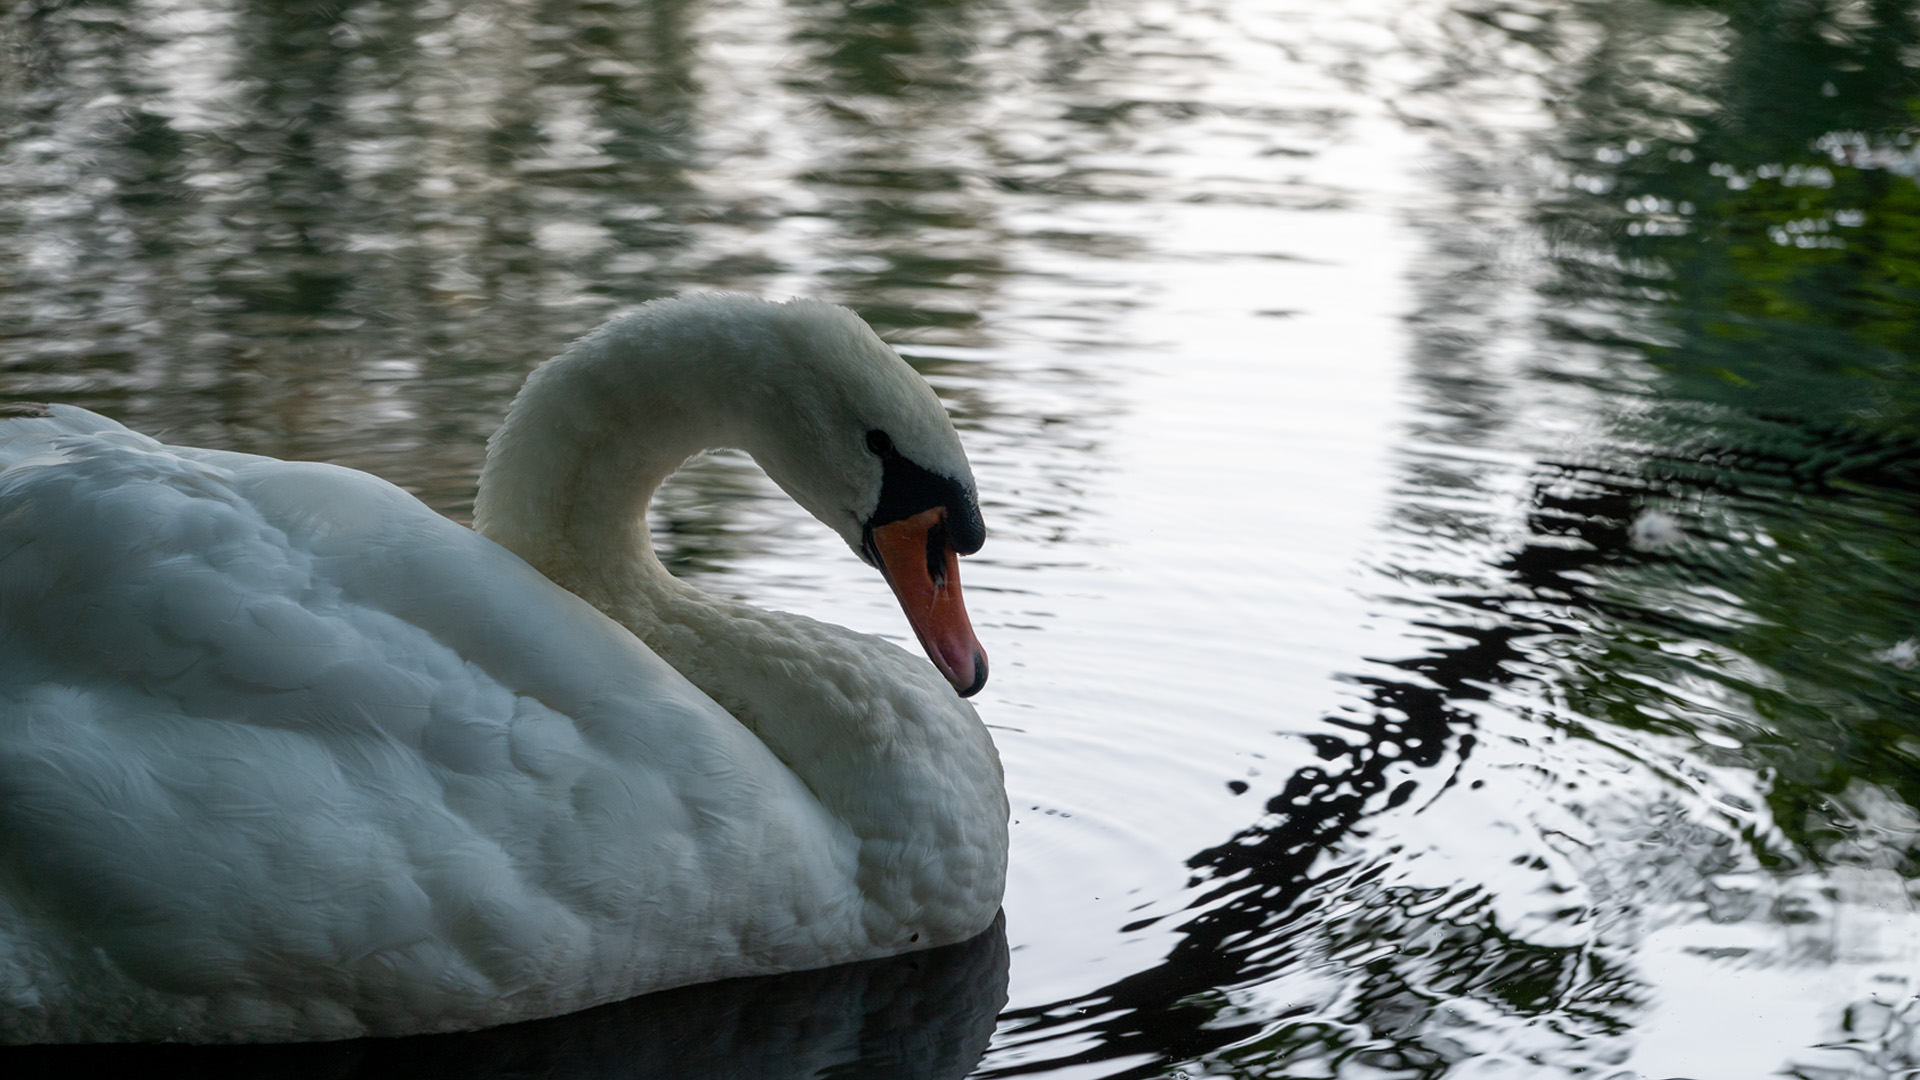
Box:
xmin=0 ymin=0 xmax=731 ymax=511
xmin=786 ymin=0 xmax=1009 ymax=339
xmin=5 ymin=921 xmax=1007 ymax=1080
xmin=985 ymin=482 xmax=1657 ymax=1075
xmin=994 ymin=0 xmax=1920 ymax=1074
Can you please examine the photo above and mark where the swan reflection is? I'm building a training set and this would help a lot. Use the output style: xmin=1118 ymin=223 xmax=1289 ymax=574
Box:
xmin=3 ymin=916 xmax=1007 ymax=1080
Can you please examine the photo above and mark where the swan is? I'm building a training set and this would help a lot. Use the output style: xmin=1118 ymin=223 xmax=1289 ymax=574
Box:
xmin=0 ymin=295 xmax=1009 ymax=1044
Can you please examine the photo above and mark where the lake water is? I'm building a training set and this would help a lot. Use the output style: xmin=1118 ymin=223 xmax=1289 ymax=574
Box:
xmin=4 ymin=0 xmax=1920 ymax=1076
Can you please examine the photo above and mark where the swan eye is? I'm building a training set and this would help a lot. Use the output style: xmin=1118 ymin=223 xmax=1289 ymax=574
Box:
xmin=865 ymin=430 xmax=893 ymax=456
xmin=925 ymin=518 xmax=948 ymax=587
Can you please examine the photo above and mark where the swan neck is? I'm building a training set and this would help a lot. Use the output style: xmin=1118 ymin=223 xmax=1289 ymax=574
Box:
xmin=467 ymin=300 xmax=1009 ymax=954
xmin=472 ymin=325 xmax=752 ymax=595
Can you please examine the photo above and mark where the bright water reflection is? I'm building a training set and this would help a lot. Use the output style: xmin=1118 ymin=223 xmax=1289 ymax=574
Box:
xmin=4 ymin=0 xmax=1920 ymax=1076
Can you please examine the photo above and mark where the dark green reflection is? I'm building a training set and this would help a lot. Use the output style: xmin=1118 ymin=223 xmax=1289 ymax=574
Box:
xmin=1496 ymin=0 xmax=1920 ymax=867
xmin=1538 ymin=0 xmax=1920 ymax=431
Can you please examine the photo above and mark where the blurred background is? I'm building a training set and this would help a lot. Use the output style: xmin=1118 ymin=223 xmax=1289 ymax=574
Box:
xmin=3 ymin=0 xmax=1920 ymax=1076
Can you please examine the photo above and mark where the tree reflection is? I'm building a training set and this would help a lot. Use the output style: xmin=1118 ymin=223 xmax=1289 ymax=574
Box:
xmin=0 ymin=0 xmax=1057 ymax=555
xmin=783 ymin=0 xmax=1011 ymax=342
xmin=1529 ymin=0 xmax=1920 ymax=431
xmin=1455 ymin=0 xmax=1920 ymax=870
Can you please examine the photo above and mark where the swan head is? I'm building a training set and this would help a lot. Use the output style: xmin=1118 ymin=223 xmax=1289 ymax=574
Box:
xmin=739 ymin=299 xmax=990 ymax=697
xmin=480 ymin=295 xmax=991 ymax=697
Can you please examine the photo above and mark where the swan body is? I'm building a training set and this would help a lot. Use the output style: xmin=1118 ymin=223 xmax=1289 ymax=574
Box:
xmin=0 ymin=296 xmax=1007 ymax=1044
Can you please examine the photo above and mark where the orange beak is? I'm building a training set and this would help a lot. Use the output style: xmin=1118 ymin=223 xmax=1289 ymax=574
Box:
xmin=868 ymin=506 xmax=988 ymax=697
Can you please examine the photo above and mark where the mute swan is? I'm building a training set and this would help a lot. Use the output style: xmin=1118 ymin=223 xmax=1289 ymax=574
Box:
xmin=0 ymin=295 xmax=1008 ymax=1044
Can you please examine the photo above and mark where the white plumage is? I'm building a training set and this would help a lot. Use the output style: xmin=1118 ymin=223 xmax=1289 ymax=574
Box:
xmin=0 ymin=296 xmax=1008 ymax=1043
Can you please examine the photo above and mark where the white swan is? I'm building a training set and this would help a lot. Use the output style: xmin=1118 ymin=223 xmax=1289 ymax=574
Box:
xmin=0 ymin=295 xmax=1008 ymax=1044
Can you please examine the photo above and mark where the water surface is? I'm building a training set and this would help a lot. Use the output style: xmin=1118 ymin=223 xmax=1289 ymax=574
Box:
xmin=4 ymin=0 xmax=1920 ymax=1076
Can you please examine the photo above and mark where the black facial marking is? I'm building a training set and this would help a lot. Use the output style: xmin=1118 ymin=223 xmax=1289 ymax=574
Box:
xmin=862 ymin=428 xmax=986 ymax=556
xmin=925 ymin=517 xmax=948 ymax=587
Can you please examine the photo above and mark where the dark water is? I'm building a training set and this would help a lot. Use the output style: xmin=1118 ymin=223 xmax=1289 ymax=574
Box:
xmin=4 ymin=0 xmax=1920 ymax=1076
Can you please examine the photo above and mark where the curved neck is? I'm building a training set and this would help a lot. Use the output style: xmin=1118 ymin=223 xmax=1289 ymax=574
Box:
xmin=468 ymin=300 xmax=1008 ymax=945
xmin=474 ymin=321 xmax=754 ymax=594
xmin=471 ymin=304 xmax=841 ymax=737
xmin=471 ymin=322 xmax=841 ymax=807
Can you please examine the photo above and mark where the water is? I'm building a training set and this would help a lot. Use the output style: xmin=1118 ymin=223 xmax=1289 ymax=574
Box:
xmin=4 ymin=0 xmax=1920 ymax=1076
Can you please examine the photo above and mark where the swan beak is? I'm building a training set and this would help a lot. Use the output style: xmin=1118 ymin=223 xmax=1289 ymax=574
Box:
xmin=869 ymin=507 xmax=989 ymax=697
